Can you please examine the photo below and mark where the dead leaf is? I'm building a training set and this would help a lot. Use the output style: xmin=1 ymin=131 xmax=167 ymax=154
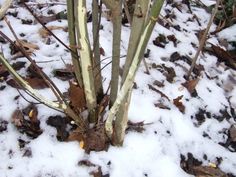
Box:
xmin=126 ymin=121 xmax=146 ymax=133
xmin=153 ymin=80 xmax=164 ymax=87
xmin=0 ymin=64 xmax=9 ymax=78
xmin=39 ymin=26 xmax=67 ymax=38
xmin=25 ymin=78 xmax=49 ymax=89
xmin=153 ymin=34 xmax=168 ymax=48
xmin=192 ymin=166 xmax=228 ymax=177
xmin=78 ymin=160 xmax=103 ymax=177
xmin=12 ymin=61 xmax=26 ymax=71
xmin=182 ymin=78 xmax=200 ymax=94
xmin=22 ymin=104 xmax=38 ymax=124
xmin=12 ymin=108 xmax=42 ymax=138
xmin=53 ymin=67 xmax=74 ymax=81
xmin=0 ymin=119 xmax=8 ymax=132
xmin=100 ymin=47 xmax=105 ymax=56
xmin=68 ymin=81 xmax=86 ymax=112
xmin=167 ymin=34 xmax=178 ymax=47
xmin=85 ymin=125 xmax=108 ymax=152
xmin=229 ymin=124 xmax=236 ymax=142
xmin=7 ymin=78 xmax=49 ymax=89
xmin=15 ymin=40 xmax=39 ymax=51
xmin=162 ymin=64 xmax=176 ymax=83
xmin=154 ymin=102 xmax=171 ymax=110
xmin=67 ymin=127 xmax=83 ymax=142
xmin=6 ymin=79 xmax=21 ymax=89
xmin=27 ymin=63 xmax=43 ymax=79
xmin=173 ymin=95 xmax=185 ymax=113
xmin=47 ymin=116 xmax=69 ymax=141
xmin=206 ymin=44 xmax=236 ymax=70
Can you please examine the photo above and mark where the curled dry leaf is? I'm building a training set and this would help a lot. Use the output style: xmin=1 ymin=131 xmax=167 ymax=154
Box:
xmin=39 ymin=26 xmax=67 ymax=38
xmin=182 ymin=78 xmax=200 ymax=94
xmin=12 ymin=108 xmax=42 ymax=138
xmin=68 ymin=81 xmax=86 ymax=112
xmin=173 ymin=95 xmax=185 ymax=113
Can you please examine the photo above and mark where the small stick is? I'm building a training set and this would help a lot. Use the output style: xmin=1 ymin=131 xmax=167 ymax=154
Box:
xmin=186 ymin=0 xmax=220 ymax=80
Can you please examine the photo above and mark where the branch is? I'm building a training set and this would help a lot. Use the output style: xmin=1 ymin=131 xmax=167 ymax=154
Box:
xmin=67 ymin=0 xmax=83 ymax=87
xmin=76 ymin=0 xmax=97 ymax=122
xmin=186 ymin=0 xmax=220 ymax=79
xmin=105 ymin=0 xmax=165 ymax=138
xmin=0 ymin=0 xmax=13 ymax=19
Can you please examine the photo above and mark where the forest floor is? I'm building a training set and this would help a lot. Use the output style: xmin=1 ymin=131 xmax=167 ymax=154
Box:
xmin=0 ymin=0 xmax=236 ymax=177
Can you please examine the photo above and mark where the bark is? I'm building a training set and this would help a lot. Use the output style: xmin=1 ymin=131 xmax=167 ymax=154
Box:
xmin=92 ymin=0 xmax=103 ymax=100
xmin=105 ymin=0 xmax=165 ymax=139
xmin=76 ymin=0 xmax=97 ymax=123
xmin=109 ymin=0 xmax=122 ymax=107
xmin=0 ymin=0 xmax=12 ymax=19
xmin=114 ymin=0 xmax=150 ymax=146
xmin=67 ymin=0 xmax=83 ymax=87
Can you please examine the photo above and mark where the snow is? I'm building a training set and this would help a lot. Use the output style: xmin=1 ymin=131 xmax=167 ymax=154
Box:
xmin=0 ymin=0 xmax=236 ymax=177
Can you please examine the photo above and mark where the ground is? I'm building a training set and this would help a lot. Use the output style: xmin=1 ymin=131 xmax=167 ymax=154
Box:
xmin=0 ymin=0 xmax=236 ymax=177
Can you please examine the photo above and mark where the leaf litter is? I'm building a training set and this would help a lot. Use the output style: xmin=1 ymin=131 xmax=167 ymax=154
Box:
xmin=0 ymin=0 xmax=236 ymax=177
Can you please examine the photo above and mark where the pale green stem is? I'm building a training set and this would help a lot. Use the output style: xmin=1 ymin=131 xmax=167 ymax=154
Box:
xmin=105 ymin=0 xmax=165 ymax=138
xmin=109 ymin=0 xmax=122 ymax=107
xmin=77 ymin=0 xmax=97 ymax=122
xmin=92 ymin=0 xmax=103 ymax=99
xmin=67 ymin=0 xmax=83 ymax=87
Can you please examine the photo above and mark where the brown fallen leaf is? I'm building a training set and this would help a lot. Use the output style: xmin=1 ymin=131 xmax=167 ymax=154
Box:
xmin=154 ymin=102 xmax=171 ymax=110
xmin=192 ymin=166 xmax=228 ymax=177
xmin=7 ymin=78 xmax=49 ymax=89
xmin=182 ymin=78 xmax=200 ymax=94
xmin=25 ymin=78 xmax=49 ymax=89
xmin=78 ymin=160 xmax=103 ymax=177
xmin=100 ymin=47 xmax=105 ymax=56
xmin=39 ymin=26 xmax=67 ymax=38
xmin=229 ymin=124 xmax=236 ymax=142
xmin=15 ymin=40 xmax=39 ymax=51
xmin=12 ymin=108 xmax=42 ymax=138
xmin=22 ymin=104 xmax=38 ymax=124
xmin=0 ymin=64 xmax=9 ymax=78
xmin=206 ymin=44 xmax=236 ymax=70
xmin=12 ymin=109 xmax=24 ymax=127
xmin=126 ymin=121 xmax=146 ymax=133
xmin=47 ymin=116 xmax=69 ymax=141
xmin=68 ymin=81 xmax=86 ymax=112
xmin=173 ymin=95 xmax=185 ymax=113
xmin=53 ymin=66 xmax=74 ymax=81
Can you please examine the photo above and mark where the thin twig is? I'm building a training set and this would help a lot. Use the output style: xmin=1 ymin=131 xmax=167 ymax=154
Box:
xmin=4 ymin=18 xmax=67 ymax=105
xmin=21 ymin=0 xmax=77 ymax=56
xmin=186 ymin=0 xmax=220 ymax=80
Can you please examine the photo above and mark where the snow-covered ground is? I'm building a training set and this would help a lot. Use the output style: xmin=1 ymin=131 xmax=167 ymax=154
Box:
xmin=0 ymin=0 xmax=236 ymax=177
